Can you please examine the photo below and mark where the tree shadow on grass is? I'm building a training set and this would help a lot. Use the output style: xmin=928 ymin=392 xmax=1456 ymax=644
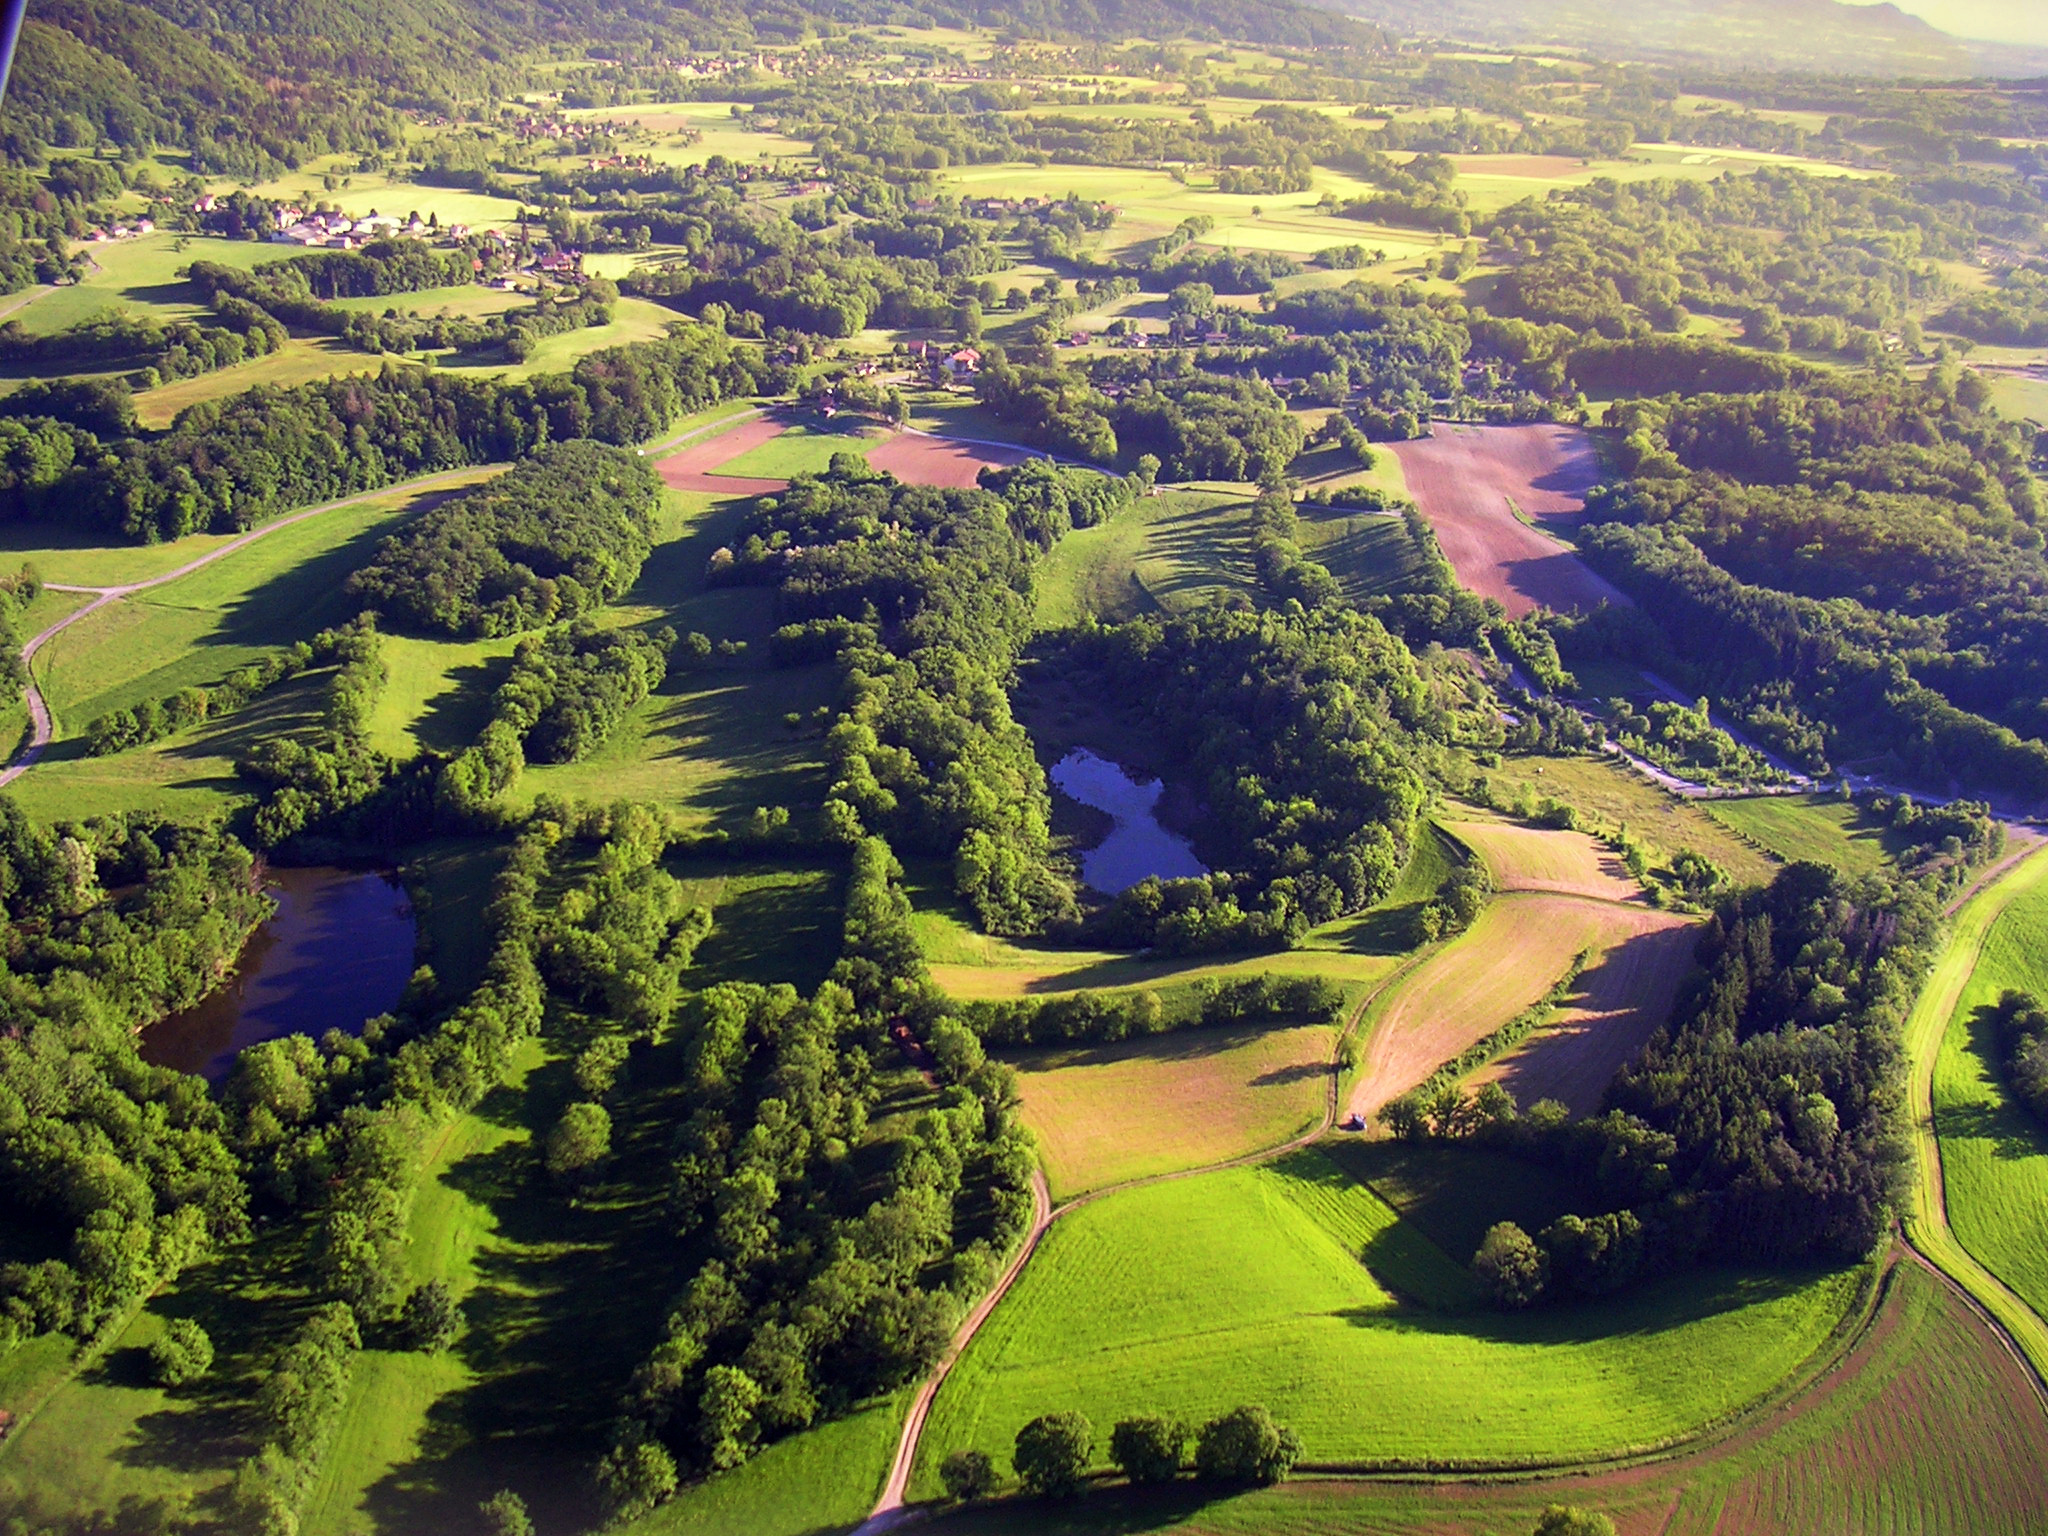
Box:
xmin=1937 ymin=1004 xmax=2048 ymax=1163
xmin=349 ymin=1053 xmax=695 ymax=1534
xmin=921 ymin=1481 xmax=1239 ymax=1535
xmin=411 ymin=657 xmax=512 ymax=753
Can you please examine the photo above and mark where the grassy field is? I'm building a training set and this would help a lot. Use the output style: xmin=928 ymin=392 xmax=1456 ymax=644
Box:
xmin=1441 ymin=815 xmax=1645 ymax=903
xmin=713 ymin=419 xmax=880 ymax=479
xmin=1013 ymin=1024 xmax=1335 ymax=1198
xmin=1477 ymin=753 xmax=1779 ymax=887
xmin=1704 ymin=793 xmax=1905 ymax=876
xmin=1987 ymin=370 xmax=2048 ymax=424
xmin=1929 ymin=851 xmax=2048 ymax=1323
xmin=667 ymin=855 xmax=846 ymax=995
xmin=1032 ymin=488 xmax=1256 ymax=627
xmin=911 ymin=1152 xmax=1862 ymax=1496
xmin=914 ymin=1259 xmax=2047 ymax=1536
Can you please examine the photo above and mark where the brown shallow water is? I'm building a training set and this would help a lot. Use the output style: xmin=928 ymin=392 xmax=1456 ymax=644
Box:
xmin=139 ymin=865 xmax=417 ymax=1080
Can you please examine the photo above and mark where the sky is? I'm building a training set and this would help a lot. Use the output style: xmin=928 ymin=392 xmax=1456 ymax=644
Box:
xmin=1851 ymin=0 xmax=2048 ymax=47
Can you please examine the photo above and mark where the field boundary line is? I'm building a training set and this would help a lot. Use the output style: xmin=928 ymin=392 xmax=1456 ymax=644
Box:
xmin=0 ymin=464 xmax=504 ymax=787
xmin=1900 ymin=842 xmax=2048 ymax=1395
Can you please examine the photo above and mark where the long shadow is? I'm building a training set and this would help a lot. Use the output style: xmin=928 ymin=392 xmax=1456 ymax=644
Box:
xmin=411 ymin=657 xmax=512 ymax=753
xmin=350 ymin=1048 xmax=696 ymax=1534
xmin=208 ymin=515 xmax=411 ymax=649
xmin=920 ymin=1480 xmax=1230 ymax=1534
xmin=1938 ymin=1003 xmax=2048 ymax=1162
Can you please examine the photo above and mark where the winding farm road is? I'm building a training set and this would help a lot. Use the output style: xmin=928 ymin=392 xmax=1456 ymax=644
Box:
xmin=0 ymin=466 xmax=501 ymax=788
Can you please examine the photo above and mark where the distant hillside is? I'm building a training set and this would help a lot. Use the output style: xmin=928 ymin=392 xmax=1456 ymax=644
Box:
xmin=1328 ymin=0 xmax=2048 ymax=76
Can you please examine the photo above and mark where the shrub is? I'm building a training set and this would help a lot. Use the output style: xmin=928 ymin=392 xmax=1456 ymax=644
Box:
xmin=479 ymin=1489 xmax=535 ymax=1536
xmin=1109 ymin=1415 xmax=1188 ymax=1484
xmin=1193 ymin=1404 xmax=1302 ymax=1484
xmin=397 ymin=1280 xmax=461 ymax=1351
xmin=545 ymin=1101 xmax=612 ymax=1186
xmin=148 ymin=1317 xmax=214 ymax=1386
xmin=1534 ymin=1506 xmax=1618 ymax=1536
xmin=1473 ymin=1221 xmax=1549 ymax=1309
xmin=940 ymin=1447 xmax=1000 ymax=1501
xmin=1014 ymin=1410 xmax=1093 ymax=1497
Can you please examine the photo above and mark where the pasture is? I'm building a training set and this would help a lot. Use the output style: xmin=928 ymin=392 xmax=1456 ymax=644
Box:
xmin=911 ymin=1155 xmax=1862 ymax=1495
xmin=915 ymin=1260 xmax=2048 ymax=1536
xmin=1929 ymin=851 xmax=2048 ymax=1321
xmin=1703 ymin=793 xmax=1905 ymax=876
xmin=1012 ymin=1024 xmax=1336 ymax=1197
xmin=1477 ymin=753 xmax=1779 ymax=887
xmin=713 ymin=419 xmax=880 ymax=479
xmin=1031 ymin=489 xmax=1257 ymax=627
xmin=1441 ymin=815 xmax=1645 ymax=903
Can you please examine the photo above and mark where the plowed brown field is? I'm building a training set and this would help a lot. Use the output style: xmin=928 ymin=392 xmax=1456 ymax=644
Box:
xmin=1392 ymin=422 xmax=1625 ymax=618
xmin=866 ymin=430 xmax=1036 ymax=487
xmin=653 ymin=413 xmax=791 ymax=494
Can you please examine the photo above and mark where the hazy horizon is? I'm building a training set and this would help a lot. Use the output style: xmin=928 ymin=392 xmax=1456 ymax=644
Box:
xmin=1849 ymin=0 xmax=2048 ymax=48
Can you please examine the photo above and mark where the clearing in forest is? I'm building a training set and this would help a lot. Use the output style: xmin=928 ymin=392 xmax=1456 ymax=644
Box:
xmin=1348 ymin=893 xmax=1690 ymax=1122
xmin=1391 ymin=423 xmax=1624 ymax=618
xmin=1011 ymin=1024 xmax=1336 ymax=1198
xmin=654 ymin=413 xmax=1038 ymax=496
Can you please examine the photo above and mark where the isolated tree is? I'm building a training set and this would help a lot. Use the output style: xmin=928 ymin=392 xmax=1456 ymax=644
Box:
xmin=1533 ymin=1506 xmax=1617 ymax=1536
xmin=1109 ymin=1416 xmax=1188 ymax=1484
xmin=545 ymin=1101 xmax=612 ymax=1186
xmin=479 ymin=1489 xmax=534 ymax=1536
xmin=397 ymin=1280 xmax=460 ymax=1351
xmin=940 ymin=1448 xmax=1000 ymax=1501
xmin=1194 ymin=1404 xmax=1302 ymax=1484
xmin=1013 ymin=1410 xmax=1093 ymax=1497
xmin=148 ymin=1317 xmax=214 ymax=1386
xmin=1473 ymin=1221 xmax=1550 ymax=1309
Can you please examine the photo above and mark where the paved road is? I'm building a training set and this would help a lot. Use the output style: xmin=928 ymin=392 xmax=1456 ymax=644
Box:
xmin=0 ymin=466 xmax=501 ymax=787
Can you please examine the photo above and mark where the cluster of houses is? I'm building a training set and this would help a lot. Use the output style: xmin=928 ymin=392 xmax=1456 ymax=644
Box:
xmin=83 ymin=217 xmax=156 ymax=242
xmin=513 ymin=114 xmax=623 ymax=143
xmin=906 ymin=340 xmax=982 ymax=381
xmin=265 ymin=207 xmax=446 ymax=247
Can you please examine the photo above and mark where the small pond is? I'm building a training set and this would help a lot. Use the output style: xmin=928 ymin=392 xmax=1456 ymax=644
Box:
xmin=1050 ymin=747 xmax=1208 ymax=895
xmin=140 ymin=866 xmax=418 ymax=1081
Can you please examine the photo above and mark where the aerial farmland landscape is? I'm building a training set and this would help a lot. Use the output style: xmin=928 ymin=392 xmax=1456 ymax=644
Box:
xmin=2 ymin=0 xmax=2048 ymax=1532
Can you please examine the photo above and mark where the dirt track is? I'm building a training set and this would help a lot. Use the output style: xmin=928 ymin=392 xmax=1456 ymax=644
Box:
xmin=1392 ymin=422 xmax=1626 ymax=618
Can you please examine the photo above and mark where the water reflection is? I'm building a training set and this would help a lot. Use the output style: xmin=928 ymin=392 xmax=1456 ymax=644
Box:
xmin=1051 ymin=747 xmax=1208 ymax=895
xmin=140 ymin=866 xmax=417 ymax=1081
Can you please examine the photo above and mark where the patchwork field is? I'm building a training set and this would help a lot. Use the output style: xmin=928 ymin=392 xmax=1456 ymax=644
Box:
xmin=1012 ymin=1025 xmax=1337 ymax=1198
xmin=1472 ymin=914 xmax=1699 ymax=1114
xmin=1391 ymin=423 xmax=1623 ymax=618
xmin=911 ymin=1153 xmax=1863 ymax=1497
xmin=1348 ymin=892 xmax=1689 ymax=1120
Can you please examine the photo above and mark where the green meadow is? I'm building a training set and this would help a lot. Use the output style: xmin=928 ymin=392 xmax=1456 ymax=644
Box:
xmin=912 ymin=1148 xmax=1862 ymax=1497
xmin=1931 ymin=852 xmax=2048 ymax=1321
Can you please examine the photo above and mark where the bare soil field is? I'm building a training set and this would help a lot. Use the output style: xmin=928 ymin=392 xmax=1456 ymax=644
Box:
xmin=1444 ymin=816 xmax=1647 ymax=903
xmin=1011 ymin=1025 xmax=1335 ymax=1197
xmin=1348 ymin=892 xmax=1682 ymax=1121
xmin=866 ymin=430 xmax=1036 ymax=487
xmin=1471 ymin=913 xmax=1698 ymax=1114
xmin=653 ymin=413 xmax=791 ymax=495
xmin=656 ymin=417 xmax=1037 ymax=494
xmin=1448 ymin=153 xmax=1591 ymax=179
xmin=1391 ymin=422 xmax=1626 ymax=618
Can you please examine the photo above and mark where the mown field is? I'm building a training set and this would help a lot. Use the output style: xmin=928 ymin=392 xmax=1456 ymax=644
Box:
xmin=1929 ymin=849 xmax=2048 ymax=1322
xmin=1013 ymin=1024 xmax=1336 ymax=1198
xmin=911 ymin=1150 xmax=1863 ymax=1499
xmin=1442 ymin=815 xmax=1645 ymax=903
xmin=1703 ymin=793 xmax=1906 ymax=876
xmin=915 ymin=1260 xmax=2048 ymax=1536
